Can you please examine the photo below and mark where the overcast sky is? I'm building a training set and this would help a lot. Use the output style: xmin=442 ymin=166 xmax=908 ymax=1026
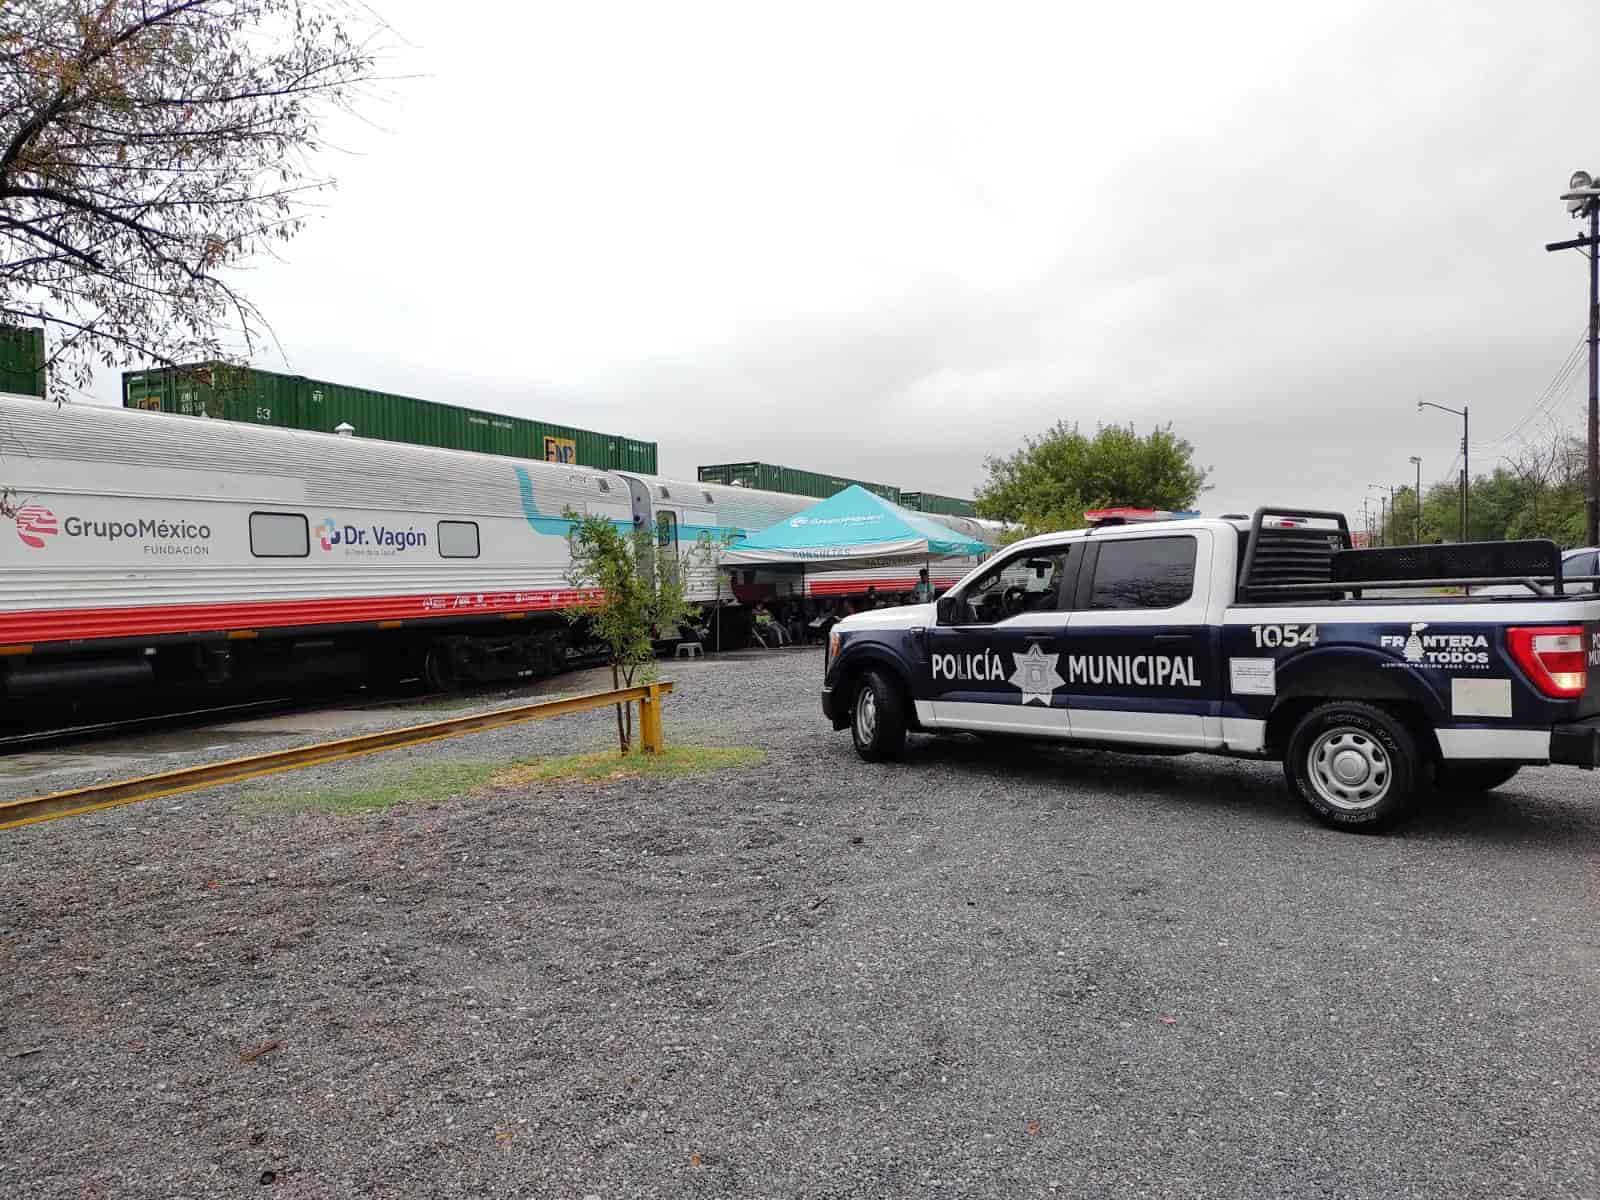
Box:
xmin=91 ymin=0 xmax=1600 ymax=521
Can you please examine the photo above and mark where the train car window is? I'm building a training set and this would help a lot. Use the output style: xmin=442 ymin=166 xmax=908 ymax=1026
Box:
xmin=249 ymin=512 xmax=309 ymax=558
xmin=657 ymin=510 xmax=678 ymax=549
xmin=437 ymin=521 xmax=480 ymax=559
xmin=658 ymin=486 xmax=671 ymax=500
xmin=703 ymin=491 xmax=715 ymax=505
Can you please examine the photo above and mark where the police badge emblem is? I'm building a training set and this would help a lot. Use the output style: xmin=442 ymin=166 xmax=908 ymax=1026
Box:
xmin=1009 ymin=643 xmax=1066 ymax=705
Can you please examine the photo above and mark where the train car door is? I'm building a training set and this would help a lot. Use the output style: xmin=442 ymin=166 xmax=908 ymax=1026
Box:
xmin=656 ymin=509 xmax=680 ymax=553
xmin=622 ymin=475 xmax=653 ymax=533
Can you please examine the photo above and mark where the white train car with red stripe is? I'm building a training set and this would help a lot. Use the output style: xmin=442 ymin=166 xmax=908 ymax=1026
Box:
xmin=0 ymin=396 xmax=1001 ymax=704
xmin=0 ymin=396 xmax=632 ymax=700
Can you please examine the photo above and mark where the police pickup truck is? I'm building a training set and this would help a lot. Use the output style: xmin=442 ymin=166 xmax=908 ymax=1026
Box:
xmin=821 ymin=507 xmax=1600 ymax=830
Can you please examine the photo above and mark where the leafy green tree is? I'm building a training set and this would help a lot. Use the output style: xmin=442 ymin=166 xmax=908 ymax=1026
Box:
xmin=563 ymin=514 xmax=695 ymax=753
xmin=976 ymin=421 xmax=1210 ymax=538
xmin=1390 ymin=431 xmax=1588 ymax=547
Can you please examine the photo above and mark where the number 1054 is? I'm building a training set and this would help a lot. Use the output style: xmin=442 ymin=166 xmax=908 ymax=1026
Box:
xmin=1251 ymin=624 xmax=1317 ymax=648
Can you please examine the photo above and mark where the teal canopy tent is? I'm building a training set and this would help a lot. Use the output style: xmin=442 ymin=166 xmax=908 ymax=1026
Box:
xmin=722 ymin=485 xmax=992 ymax=566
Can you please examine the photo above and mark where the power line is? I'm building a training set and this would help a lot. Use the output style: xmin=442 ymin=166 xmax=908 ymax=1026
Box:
xmin=1471 ymin=330 xmax=1588 ymax=450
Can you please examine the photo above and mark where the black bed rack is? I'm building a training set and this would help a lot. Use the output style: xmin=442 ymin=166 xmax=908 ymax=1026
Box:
xmin=1235 ymin=506 xmax=1580 ymax=601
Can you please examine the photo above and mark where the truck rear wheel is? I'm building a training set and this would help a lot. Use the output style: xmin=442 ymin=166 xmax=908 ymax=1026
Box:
xmin=1434 ymin=763 xmax=1521 ymax=793
xmin=851 ymin=670 xmax=907 ymax=762
xmin=1284 ymin=701 xmax=1426 ymax=831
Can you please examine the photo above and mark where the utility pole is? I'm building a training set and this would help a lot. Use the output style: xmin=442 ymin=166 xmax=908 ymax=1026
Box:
xmin=1419 ymin=402 xmax=1469 ymax=540
xmin=1548 ymin=170 xmax=1600 ymax=546
xmin=1408 ymin=455 xmax=1422 ymax=542
xmin=1368 ymin=484 xmax=1390 ymax=547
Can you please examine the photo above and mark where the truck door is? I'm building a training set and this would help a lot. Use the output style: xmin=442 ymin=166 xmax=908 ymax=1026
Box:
xmin=923 ymin=543 xmax=1078 ymax=736
xmin=1060 ymin=530 xmax=1217 ymax=748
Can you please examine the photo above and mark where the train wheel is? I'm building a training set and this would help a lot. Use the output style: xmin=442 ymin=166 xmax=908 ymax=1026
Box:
xmin=546 ymin=631 xmax=570 ymax=674
xmin=424 ymin=643 xmax=460 ymax=692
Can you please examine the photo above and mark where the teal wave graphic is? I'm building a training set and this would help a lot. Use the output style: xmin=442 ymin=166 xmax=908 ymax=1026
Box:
xmin=514 ymin=467 xmax=579 ymax=536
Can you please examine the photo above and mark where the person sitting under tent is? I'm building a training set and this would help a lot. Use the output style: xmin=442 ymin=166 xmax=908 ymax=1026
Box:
xmin=783 ymin=600 xmax=806 ymax=645
xmin=752 ymin=603 xmax=789 ymax=647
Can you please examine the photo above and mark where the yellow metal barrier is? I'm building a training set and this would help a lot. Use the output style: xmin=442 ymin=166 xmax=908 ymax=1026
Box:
xmin=0 ymin=680 xmax=675 ymax=832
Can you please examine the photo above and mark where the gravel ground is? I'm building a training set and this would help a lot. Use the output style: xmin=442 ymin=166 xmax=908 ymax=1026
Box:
xmin=3 ymin=648 xmax=1600 ymax=1199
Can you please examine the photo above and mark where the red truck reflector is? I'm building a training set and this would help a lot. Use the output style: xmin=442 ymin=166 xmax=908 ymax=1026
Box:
xmin=1507 ymin=626 xmax=1587 ymax=698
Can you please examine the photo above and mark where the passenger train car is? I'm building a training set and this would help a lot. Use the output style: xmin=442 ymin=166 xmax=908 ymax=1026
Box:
xmin=0 ymin=397 xmax=998 ymax=701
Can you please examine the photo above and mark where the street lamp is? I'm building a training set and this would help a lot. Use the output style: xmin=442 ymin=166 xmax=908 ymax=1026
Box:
xmin=1408 ymin=455 xmax=1422 ymax=543
xmin=1549 ymin=169 xmax=1600 ymax=546
xmin=1367 ymin=483 xmax=1390 ymax=547
xmin=1418 ymin=401 xmax=1469 ymax=541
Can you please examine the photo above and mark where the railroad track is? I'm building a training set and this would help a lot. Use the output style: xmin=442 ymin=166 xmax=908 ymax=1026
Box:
xmin=0 ymin=696 xmax=306 ymax=755
xmin=0 ymin=650 xmax=619 ymax=756
xmin=0 ymin=680 xmax=675 ymax=832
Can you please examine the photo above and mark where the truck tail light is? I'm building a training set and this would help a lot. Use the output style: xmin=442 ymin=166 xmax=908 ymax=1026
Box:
xmin=1507 ymin=626 xmax=1587 ymax=699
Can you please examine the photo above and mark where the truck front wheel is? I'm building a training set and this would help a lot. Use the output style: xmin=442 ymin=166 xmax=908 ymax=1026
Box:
xmin=851 ymin=670 xmax=908 ymax=762
xmin=1284 ymin=702 xmax=1427 ymax=832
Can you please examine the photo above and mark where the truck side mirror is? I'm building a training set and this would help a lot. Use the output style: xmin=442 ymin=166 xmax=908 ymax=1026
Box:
xmin=936 ymin=594 xmax=957 ymax=626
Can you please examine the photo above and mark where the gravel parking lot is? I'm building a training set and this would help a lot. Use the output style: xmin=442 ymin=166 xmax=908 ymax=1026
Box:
xmin=4 ymin=648 xmax=1600 ymax=1199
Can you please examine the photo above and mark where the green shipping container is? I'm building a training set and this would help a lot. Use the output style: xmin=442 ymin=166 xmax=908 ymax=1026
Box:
xmin=122 ymin=363 xmax=657 ymax=474
xmin=697 ymin=461 xmax=901 ymax=504
xmin=900 ymin=490 xmax=978 ymax=518
xmin=0 ymin=324 xmax=46 ymax=397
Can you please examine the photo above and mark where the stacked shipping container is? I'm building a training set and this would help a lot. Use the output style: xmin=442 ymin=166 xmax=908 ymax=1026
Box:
xmin=698 ymin=463 xmax=978 ymax=515
xmin=697 ymin=461 xmax=902 ymax=504
xmin=899 ymin=490 xmax=978 ymax=518
xmin=0 ymin=325 xmax=45 ymax=398
xmin=122 ymin=363 xmax=658 ymax=474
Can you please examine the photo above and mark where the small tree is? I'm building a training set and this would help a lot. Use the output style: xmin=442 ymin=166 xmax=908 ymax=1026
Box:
xmin=0 ymin=1 xmax=379 ymax=395
xmin=564 ymin=514 xmax=694 ymax=753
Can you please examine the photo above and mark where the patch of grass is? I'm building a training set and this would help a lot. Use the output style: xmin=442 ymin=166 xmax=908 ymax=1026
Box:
xmin=258 ymin=745 xmax=765 ymax=815
xmin=490 ymin=744 xmax=766 ymax=788
xmin=259 ymin=761 xmax=503 ymax=815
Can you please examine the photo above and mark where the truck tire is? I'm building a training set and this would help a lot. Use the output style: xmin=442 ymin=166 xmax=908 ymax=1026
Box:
xmin=1283 ymin=701 xmax=1427 ymax=831
xmin=1434 ymin=763 xmax=1521 ymax=793
xmin=851 ymin=670 xmax=907 ymax=762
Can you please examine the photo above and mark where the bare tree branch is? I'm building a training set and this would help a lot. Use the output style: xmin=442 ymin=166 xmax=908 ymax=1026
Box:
xmin=0 ymin=0 xmax=381 ymax=396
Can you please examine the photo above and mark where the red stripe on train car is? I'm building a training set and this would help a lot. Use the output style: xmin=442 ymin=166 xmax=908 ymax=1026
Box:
xmin=0 ymin=589 xmax=604 ymax=646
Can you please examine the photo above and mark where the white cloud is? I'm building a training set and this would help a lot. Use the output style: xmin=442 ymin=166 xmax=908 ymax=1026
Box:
xmin=89 ymin=0 xmax=1600 ymax=520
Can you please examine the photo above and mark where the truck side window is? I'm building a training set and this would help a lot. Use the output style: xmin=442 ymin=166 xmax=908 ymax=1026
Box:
xmin=957 ymin=547 xmax=1073 ymax=624
xmin=1087 ymin=536 xmax=1196 ymax=610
